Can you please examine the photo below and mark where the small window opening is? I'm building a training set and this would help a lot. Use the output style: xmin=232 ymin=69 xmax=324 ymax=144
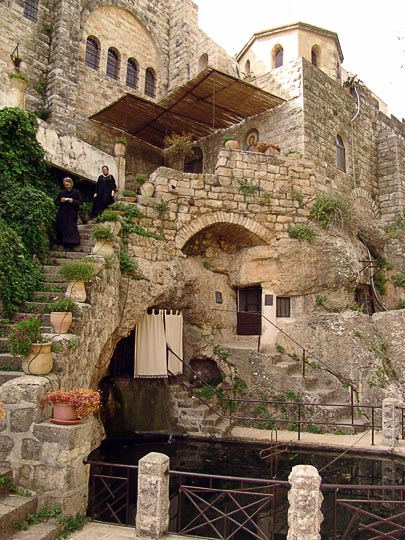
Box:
xmin=274 ymin=47 xmax=283 ymax=68
xmin=336 ymin=135 xmax=346 ymax=172
xmin=85 ymin=37 xmax=100 ymax=70
xmin=106 ymin=48 xmax=120 ymax=80
xmin=24 ymin=0 xmax=39 ymax=21
xmin=126 ymin=58 xmax=139 ymax=89
xmin=276 ymin=297 xmax=290 ymax=317
xmin=145 ymin=68 xmax=156 ymax=98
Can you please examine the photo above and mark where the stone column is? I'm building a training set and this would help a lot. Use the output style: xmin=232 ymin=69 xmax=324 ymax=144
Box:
xmin=382 ymin=397 xmax=400 ymax=447
xmin=114 ymin=142 xmax=127 ymax=195
xmin=287 ymin=464 xmax=323 ymax=540
xmin=136 ymin=452 xmax=170 ymax=537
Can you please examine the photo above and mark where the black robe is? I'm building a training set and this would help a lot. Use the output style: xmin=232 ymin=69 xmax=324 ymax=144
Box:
xmin=91 ymin=174 xmax=117 ymax=217
xmin=55 ymin=188 xmax=82 ymax=246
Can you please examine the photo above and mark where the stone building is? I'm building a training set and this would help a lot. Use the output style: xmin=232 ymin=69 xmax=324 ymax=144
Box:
xmin=1 ymin=0 xmax=405 ymax=516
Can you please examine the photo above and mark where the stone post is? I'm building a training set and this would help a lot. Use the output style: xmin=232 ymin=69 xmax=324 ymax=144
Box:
xmin=136 ymin=452 xmax=170 ymax=537
xmin=382 ymin=397 xmax=400 ymax=447
xmin=114 ymin=142 xmax=127 ymax=196
xmin=287 ymin=464 xmax=323 ymax=540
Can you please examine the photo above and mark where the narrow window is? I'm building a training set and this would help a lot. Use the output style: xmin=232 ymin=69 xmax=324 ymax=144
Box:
xmin=198 ymin=53 xmax=208 ymax=72
xmin=126 ymin=58 xmax=139 ymax=89
xmin=276 ymin=297 xmax=290 ymax=317
xmin=85 ymin=37 xmax=100 ymax=70
xmin=311 ymin=47 xmax=318 ymax=67
xmin=245 ymin=60 xmax=251 ymax=76
xmin=336 ymin=135 xmax=346 ymax=172
xmin=274 ymin=47 xmax=283 ymax=68
xmin=106 ymin=48 xmax=120 ymax=80
xmin=144 ymin=68 xmax=156 ymax=98
xmin=23 ymin=0 xmax=39 ymax=22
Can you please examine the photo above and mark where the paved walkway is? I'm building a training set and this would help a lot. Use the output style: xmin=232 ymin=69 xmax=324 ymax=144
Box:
xmin=69 ymin=427 xmax=405 ymax=540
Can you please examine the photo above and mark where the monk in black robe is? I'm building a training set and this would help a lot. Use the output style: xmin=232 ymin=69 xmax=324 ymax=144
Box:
xmin=55 ymin=177 xmax=82 ymax=250
xmin=91 ymin=165 xmax=117 ymax=218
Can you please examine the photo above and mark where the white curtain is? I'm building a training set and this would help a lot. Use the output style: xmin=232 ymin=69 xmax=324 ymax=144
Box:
xmin=134 ymin=311 xmax=167 ymax=378
xmin=165 ymin=310 xmax=183 ymax=375
xmin=134 ymin=310 xmax=184 ymax=378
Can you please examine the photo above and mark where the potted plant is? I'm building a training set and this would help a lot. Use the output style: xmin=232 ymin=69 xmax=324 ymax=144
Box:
xmin=109 ymin=201 xmax=127 ymax=216
xmin=40 ymin=387 xmax=101 ymax=424
xmin=8 ymin=316 xmax=53 ymax=375
xmin=114 ymin=137 xmax=128 ymax=156
xmin=91 ymin=224 xmax=116 ymax=257
xmin=222 ymin=134 xmax=239 ymax=150
xmin=42 ymin=295 xmax=76 ymax=334
xmin=343 ymin=74 xmax=363 ymax=93
xmin=134 ymin=174 xmax=146 ymax=194
xmin=164 ymin=132 xmax=194 ymax=170
xmin=59 ymin=260 xmax=97 ymax=302
xmin=96 ymin=209 xmax=122 ymax=235
xmin=121 ymin=189 xmax=137 ymax=203
xmin=123 ymin=204 xmax=145 ymax=223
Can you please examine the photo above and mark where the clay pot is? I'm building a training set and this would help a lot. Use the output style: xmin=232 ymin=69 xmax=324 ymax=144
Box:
xmin=140 ymin=182 xmax=155 ymax=197
xmin=22 ymin=342 xmax=53 ymax=375
xmin=66 ymin=280 xmax=86 ymax=302
xmin=50 ymin=311 xmax=73 ymax=334
xmin=51 ymin=403 xmax=80 ymax=425
xmin=92 ymin=239 xmax=114 ymax=257
xmin=224 ymin=140 xmax=239 ymax=150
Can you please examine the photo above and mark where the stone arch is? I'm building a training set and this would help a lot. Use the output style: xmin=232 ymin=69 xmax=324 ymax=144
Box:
xmin=351 ymin=187 xmax=379 ymax=218
xmin=175 ymin=212 xmax=270 ymax=250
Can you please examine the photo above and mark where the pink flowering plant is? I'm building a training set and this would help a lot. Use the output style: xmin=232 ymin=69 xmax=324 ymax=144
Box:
xmin=8 ymin=316 xmax=43 ymax=357
xmin=40 ymin=387 xmax=101 ymax=418
xmin=42 ymin=295 xmax=76 ymax=314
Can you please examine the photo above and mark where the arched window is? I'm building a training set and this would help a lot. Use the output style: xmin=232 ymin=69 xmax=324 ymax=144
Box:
xmin=23 ymin=0 xmax=39 ymax=21
xmin=106 ymin=48 xmax=120 ymax=80
xmin=144 ymin=68 xmax=156 ymax=98
xmin=311 ymin=46 xmax=319 ymax=67
xmin=274 ymin=46 xmax=283 ymax=68
xmin=336 ymin=135 xmax=346 ymax=172
xmin=245 ymin=60 xmax=251 ymax=77
xmin=198 ymin=53 xmax=208 ymax=72
xmin=126 ymin=58 xmax=139 ymax=89
xmin=85 ymin=37 xmax=100 ymax=70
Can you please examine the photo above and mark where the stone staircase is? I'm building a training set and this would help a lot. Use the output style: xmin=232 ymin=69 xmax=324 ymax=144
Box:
xmin=169 ymin=380 xmax=230 ymax=438
xmin=0 ymin=468 xmax=60 ymax=540
xmin=0 ymin=225 xmax=96 ymax=390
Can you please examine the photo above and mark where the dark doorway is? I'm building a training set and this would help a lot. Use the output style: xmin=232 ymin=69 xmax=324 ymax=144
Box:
xmin=184 ymin=147 xmax=203 ymax=173
xmin=109 ymin=330 xmax=135 ymax=377
xmin=237 ymin=286 xmax=262 ymax=335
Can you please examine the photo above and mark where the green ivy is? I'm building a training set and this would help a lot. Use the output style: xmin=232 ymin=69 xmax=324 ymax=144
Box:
xmin=0 ymin=185 xmax=56 ymax=261
xmin=0 ymin=220 xmax=42 ymax=316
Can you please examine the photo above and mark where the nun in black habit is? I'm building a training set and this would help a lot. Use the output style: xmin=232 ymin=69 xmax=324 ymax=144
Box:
xmin=55 ymin=177 xmax=83 ymax=250
xmin=91 ymin=165 xmax=117 ymax=218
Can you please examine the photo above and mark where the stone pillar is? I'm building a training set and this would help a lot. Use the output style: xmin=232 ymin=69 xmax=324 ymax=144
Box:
xmin=136 ymin=452 xmax=170 ymax=538
xmin=287 ymin=464 xmax=323 ymax=540
xmin=382 ymin=397 xmax=400 ymax=447
xmin=114 ymin=142 xmax=127 ymax=195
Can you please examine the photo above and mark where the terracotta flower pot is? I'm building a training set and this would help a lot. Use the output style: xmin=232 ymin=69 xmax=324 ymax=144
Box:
xmin=51 ymin=403 xmax=80 ymax=425
xmin=50 ymin=311 xmax=73 ymax=334
xmin=22 ymin=342 xmax=53 ymax=375
xmin=224 ymin=140 xmax=239 ymax=150
xmin=66 ymin=280 xmax=86 ymax=302
xmin=92 ymin=239 xmax=114 ymax=257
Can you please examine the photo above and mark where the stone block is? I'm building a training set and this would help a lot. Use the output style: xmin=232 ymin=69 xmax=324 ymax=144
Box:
xmin=21 ymin=438 xmax=41 ymax=461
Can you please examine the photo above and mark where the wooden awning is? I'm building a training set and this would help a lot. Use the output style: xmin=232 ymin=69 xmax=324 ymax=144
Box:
xmin=90 ymin=67 xmax=285 ymax=148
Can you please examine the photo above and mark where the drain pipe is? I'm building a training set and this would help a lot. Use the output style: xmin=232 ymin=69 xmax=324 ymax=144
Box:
xmin=350 ymin=85 xmax=361 ymax=190
xmin=360 ymin=238 xmax=388 ymax=312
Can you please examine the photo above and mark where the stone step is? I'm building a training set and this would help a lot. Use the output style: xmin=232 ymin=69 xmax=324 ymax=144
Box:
xmin=0 ymin=371 xmax=24 ymax=385
xmin=46 ymin=252 xmax=91 ymax=264
xmin=0 ymin=493 xmax=38 ymax=540
xmin=8 ymin=521 xmax=60 ymax=540
xmin=0 ymin=353 xmax=22 ymax=370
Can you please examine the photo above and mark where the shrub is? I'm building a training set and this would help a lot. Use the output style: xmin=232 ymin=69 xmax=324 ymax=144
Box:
xmin=109 ymin=201 xmax=127 ymax=212
xmin=59 ymin=261 xmax=97 ymax=282
xmin=119 ymin=249 xmax=138 ymax=274
xmin=122 ymin=189 xmax=137 ymax=198
xmin=8 ymin=316 xmax=43 ymax=357
xmin=310 ymin=193 xmax=352 ymax=229
xmin=96 ymin=209 xmax=121 ymax=222
xmin=91 ymin=224 xmax=115 ymax=241
xmin=288 ymin=223 xmax=316 ymax=242
xmin=123 ymin=205 xmax=145 ymax=219
xmin=42 ymin=296 xmax=76 ymax=313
